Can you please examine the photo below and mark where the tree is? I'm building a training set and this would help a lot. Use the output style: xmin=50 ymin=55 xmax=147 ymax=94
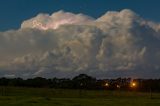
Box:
xmin=72 ymin=74 xmax=96 ymax=89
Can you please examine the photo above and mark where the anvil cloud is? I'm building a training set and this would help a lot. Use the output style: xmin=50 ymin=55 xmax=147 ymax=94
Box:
xmin=0 ymin=9 xmax=160 ymax=78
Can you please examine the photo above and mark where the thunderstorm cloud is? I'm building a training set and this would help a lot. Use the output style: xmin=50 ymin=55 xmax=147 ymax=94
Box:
xmin=0 ymin=9 xmax=160 ymax=78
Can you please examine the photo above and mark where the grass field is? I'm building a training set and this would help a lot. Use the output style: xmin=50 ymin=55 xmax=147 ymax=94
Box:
xmin=0 ymin=87 xmax=160 ymax=106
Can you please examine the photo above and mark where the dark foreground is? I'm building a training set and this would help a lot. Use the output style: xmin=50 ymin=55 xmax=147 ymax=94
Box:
xmin=0 ymin=87 xmax=160 ymax=106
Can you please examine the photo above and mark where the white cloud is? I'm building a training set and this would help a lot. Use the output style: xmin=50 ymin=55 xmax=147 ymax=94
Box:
xmin=0 ymin=9 xmax=160 ymax=78
xmin=21 ymin=10 xmax=94 ymax=30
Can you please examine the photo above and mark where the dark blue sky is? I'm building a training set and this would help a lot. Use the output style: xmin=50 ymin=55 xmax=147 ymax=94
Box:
xmin=0 ymin=0 xmax=160 ymax=31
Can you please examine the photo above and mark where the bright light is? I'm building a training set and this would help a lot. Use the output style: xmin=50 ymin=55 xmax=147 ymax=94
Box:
xmin=130 ymin=82 xmax=137 ymax=88
xmin=105 ymin=83 xmax=109 ymax=87
xmin=116 ymin=85 xmax=120 ymax=88
xmin=132 ymin=82 xmax=136 ymax=86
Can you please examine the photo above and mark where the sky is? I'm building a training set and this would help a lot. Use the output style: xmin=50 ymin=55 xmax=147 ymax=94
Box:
xmin=0 ymin=0 xmax=160 ymax=79
xmin=1 ymin=0 xmax=160 ymax=31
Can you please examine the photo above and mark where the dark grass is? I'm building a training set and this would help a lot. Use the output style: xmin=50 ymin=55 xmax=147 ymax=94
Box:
xmin=0 ymin=87 xmax=160 ymax=106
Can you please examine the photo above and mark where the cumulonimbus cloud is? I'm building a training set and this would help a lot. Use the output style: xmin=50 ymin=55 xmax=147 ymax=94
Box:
xmin=0 ymin=9 xmax=160 ymax=78
xmin=21 ymin=10 xmax=94 ymax=30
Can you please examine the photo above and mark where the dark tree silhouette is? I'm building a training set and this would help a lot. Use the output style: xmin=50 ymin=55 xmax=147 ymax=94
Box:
xmin=0 ymin=74 xmax=160 ymax=92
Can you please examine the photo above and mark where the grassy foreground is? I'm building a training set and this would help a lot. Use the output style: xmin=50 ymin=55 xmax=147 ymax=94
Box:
xmin=0 ymin=87 xmax=160 ymax=106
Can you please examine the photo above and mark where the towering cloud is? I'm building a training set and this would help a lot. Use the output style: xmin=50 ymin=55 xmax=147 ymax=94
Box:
xmin=0 ymin=9 xmax=160 ymax=78
xmin=21 ymin=10 xmax=94 ymax=30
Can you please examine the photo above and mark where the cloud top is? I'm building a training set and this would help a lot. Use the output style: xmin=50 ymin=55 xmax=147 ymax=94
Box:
xmin=0 ymin=9 xmax=160 ymax=78
xmin=21 ymin=10 xmax=94 ymax=30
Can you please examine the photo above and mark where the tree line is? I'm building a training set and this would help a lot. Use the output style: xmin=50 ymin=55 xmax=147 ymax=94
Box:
xmin=0 ymin=74 xmax=160 ymax=92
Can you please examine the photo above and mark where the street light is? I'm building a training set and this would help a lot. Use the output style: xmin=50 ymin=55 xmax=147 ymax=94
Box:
xmin=105 ymin=82 xmax=109 ymax=87
xmin=116 ymin=84 xmax=120 ymax=89
xmin=130 ymin=81 xmax=137 ymax=88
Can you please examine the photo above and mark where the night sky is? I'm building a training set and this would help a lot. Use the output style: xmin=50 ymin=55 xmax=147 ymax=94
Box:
xmin=0 ymin=0 xmax=160 ymax=31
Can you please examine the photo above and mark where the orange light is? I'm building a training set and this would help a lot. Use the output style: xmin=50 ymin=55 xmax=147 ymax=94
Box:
xmin=130 ymin=82 xmax=137 ymax=88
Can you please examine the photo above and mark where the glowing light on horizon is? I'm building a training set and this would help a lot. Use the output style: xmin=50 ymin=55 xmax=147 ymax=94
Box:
xmin=104 ymin=82 xmax=109 ymax=87
xmin=116 ymin=84 xmax=120 ymax=88
xmin=130 ymin=81 xmax=137 ymax=88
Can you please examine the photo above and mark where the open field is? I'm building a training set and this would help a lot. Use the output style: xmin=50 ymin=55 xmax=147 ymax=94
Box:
xmin=0 ymin=87 xmax=160 ymax=106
